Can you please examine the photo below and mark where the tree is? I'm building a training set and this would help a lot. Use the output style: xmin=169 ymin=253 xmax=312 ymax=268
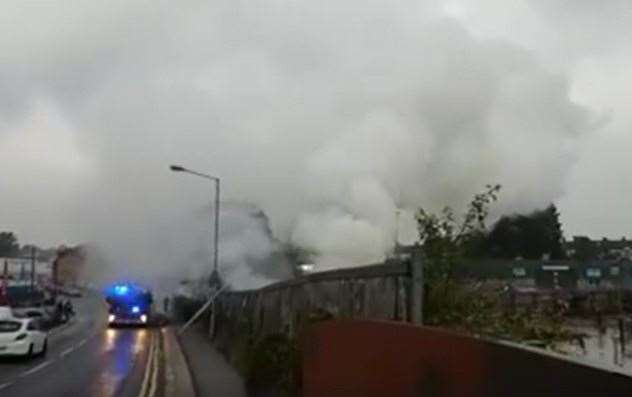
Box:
xmin=416 ymin=184 xmax=501 ymax=323
xmin=484 ymin=204 xmax=566 ymax=260
xmin=571 ymin=236 xmax=599 ymax=261
xmin=0 ymin=232 xmax=19 ymax=257
xmin=416 ymin=184 xmax=501 ymax=283
xmin=415 ymin=188 xmax=572 ymax=344
xmin=545 ymin=204 xmax=565 ymax=259
xmin=19 ymin=244 xmax=40 ymax=257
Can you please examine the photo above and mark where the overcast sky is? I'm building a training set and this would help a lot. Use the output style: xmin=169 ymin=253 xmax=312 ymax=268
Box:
xmin=1 ymin=1 xmax=631 ymax=274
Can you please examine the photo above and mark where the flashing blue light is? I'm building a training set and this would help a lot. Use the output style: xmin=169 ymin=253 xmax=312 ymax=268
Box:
xmin=132 ymin=306 xmax=140 ymax=313
xmin=114 ymin=285 xmax=129 ymax=295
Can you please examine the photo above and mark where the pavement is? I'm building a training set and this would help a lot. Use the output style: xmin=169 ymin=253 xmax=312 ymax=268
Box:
xmin=0 ymin=292 xmax=161 ymax=397
xmin=177 ymin=322 xmax=247 ymax=397
xmin=163 ymin=326 xmax=195 ymax=397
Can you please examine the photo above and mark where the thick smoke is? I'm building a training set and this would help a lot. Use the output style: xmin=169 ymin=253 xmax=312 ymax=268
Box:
xmin=0 ymin=1 xmax=596 ymax=288
xmin=79 ymin=203 xmax=285 ymax=292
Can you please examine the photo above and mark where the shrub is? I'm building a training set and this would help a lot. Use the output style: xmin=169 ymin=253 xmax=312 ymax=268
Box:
xmin=244 ymin=333 xmax=302 ymax=396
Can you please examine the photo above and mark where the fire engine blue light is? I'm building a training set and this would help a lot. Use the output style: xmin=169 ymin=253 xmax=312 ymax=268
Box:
xmin=114 ymin=285 xmax=129 ymax=295
xmin=132 ymin=306 xmax=140 ymax=313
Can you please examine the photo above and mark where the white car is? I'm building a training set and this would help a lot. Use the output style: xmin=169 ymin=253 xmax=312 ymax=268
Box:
xmin=64 ymin=287 xmax=83 ymax=298
xmin=0 ymin=313 xmax=48 ymax=358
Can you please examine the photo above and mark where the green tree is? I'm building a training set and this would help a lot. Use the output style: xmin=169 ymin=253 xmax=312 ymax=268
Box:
xmin=416 ymin=184 xmax=501 ymax=322
xmin=0 ymin=232 xmax=19 ymax=257
xmin=19 ymin=244 xmax=41 ymax=257
xmin=571 ymin=236 xmax=599 ymax=261
xmin=416 ymin=185 xmax=501 ymax=280
xmin=484 ymin=204 xmax=566 ymax=259
xmin=415 ymin=188 xmax=572 ymax=345
xmin=545 ymin=204 xmax=566 ymax=259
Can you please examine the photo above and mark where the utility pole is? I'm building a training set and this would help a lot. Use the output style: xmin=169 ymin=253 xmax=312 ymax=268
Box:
xmin=1 ymin=259 xmax=8 ymax=306
xmin=394 ymin=208 xmax=401 ymax=255
xmin=30 ymin=246 xmax=36 ymax=293
xmin=52 ymin=256 xmax=59 ymax=303
xmin=2 ymin=259 xmax=7 ymax=288
xmin=170 ymin=165 xmax=222 ymax=287
xmin=213 ymin=178 xmax=220 ymax=276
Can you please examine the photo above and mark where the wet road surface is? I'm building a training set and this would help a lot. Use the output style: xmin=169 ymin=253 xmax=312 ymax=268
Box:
xmin=0 ymin=294 xmax=157 ymax=397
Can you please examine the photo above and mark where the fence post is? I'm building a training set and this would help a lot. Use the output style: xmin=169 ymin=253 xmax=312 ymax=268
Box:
xmin=208 ymin=300 xmax=216 ymax=339
xmin=410 ymin=250 xmax=424 ymax=325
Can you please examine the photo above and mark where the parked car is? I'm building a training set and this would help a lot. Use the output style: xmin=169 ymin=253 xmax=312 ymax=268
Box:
xmin=0 ymin=317 xmax=48 ymax=358
xmin=19 ymin=308 xmax=57 ymax=331
xmin=64 ymin=287 xmax=83 ymax=298
xmin=12 ymin=307 xmax=46 ymax=318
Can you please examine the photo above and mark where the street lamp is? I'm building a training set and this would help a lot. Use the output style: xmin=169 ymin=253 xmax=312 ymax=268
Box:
xmin=170 ymin=164 xmax=221 ymax=286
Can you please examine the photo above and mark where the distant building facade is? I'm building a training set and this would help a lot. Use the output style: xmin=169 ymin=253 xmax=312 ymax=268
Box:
xmin=566 ymin=236 xmax=632 ymax=261
xmin=456 ymin=258 xmax=631 ymax=291
xmin=54 ymin=246 xmax=86 ymax=286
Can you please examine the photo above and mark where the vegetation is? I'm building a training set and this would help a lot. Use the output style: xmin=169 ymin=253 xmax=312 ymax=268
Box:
xmin=416 ymin=185 xmax=572 ymax=345
xmin=416 ymin=184 xmax=501 ymax=288
xmin=482 ymin=204 xmax=566 ymax=259
xmin=243 ymin=333 xmax=302 ymax=396
xmin=203 ymin=186 xmax=578 ymax=396
xmin=0 ymin=231 xmax=57 ymax=261
xmin=571 ymin=236 xmax=601 ymax=261
xmin=0 ymin=231 xmax=19 ymax=257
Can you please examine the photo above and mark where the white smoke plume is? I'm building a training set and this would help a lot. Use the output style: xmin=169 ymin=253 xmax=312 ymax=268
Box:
xmin=0 ymin=1 xmax=599 ymax=288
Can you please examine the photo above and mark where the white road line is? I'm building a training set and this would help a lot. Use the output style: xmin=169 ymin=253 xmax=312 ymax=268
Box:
xmin=20 ymin=360 xmax=52 ymax=377
xmin=138 ymin=334 xmax=156 ymax=397
xmin=59 ymin=337 xmax=88 ymax=358
xmin=0 ymin=382 xmax=14 ymax=391
xmin=148 ymin=336 xmax=159 ymax=397
xmin=60 ymin=346 xmax=76 ymax=357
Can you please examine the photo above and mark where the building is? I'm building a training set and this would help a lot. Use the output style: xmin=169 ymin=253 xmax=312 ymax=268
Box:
xmin=566 ymin=236 xmax=632 ymax=261
xmin=452 ymin=258 xmax=632 ymax=291
xmin=53 ymin=246 xmax=86 ymax=286
xmin=391 ymin=243 xmax=632 ymax=291
xmin=1 ymin=257 xmax=50 ymax=280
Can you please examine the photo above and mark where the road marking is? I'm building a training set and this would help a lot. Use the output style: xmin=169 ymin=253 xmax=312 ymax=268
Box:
xmin=138 ymin=333 xmax=156 ymax=397
xmin=59 ymin=337 xmax=88 ymax=358
xmin=148 ymin=335 xmax=159 ymax=397
xmin=60 ymin=346 xmax=76 ymax=357
xmin=21 ymin=360 xmax=52 ymax=377
xmin=0 ymin=382 xmax=14 ymax=391
xmin=138 ymin=332 xmax=162 ymax=397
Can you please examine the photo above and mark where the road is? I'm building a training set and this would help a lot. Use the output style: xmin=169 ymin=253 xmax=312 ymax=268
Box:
xmin=0 ymin=293 xmax=160 ymax=397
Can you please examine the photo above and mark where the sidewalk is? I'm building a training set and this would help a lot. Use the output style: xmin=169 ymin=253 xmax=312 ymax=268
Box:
xmin=163 ymin=327 xmax=196 ymax=397
xmin=177 ymin=323 xmax=247 ymax=397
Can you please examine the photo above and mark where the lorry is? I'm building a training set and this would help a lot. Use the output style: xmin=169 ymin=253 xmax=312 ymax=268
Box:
xmin=104 ymin=282 xmax=153 ymax=326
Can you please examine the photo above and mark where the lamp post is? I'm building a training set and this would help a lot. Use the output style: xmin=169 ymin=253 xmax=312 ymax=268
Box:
xmin=170 ymin=165 xmax=221 ymax=286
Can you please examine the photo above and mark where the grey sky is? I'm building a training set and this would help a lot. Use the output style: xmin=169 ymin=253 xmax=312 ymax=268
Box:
xmin=0 ymin=1 xmax=630 ymax=278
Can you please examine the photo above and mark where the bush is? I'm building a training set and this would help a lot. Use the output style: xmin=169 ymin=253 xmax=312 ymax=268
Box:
xmin=244 ymin=333 xmax=302 ymax=396
xmin=172 ymin=296 xmax=205 ymax=323
xmin=425 ymin=280 xmax=573 ymax=347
